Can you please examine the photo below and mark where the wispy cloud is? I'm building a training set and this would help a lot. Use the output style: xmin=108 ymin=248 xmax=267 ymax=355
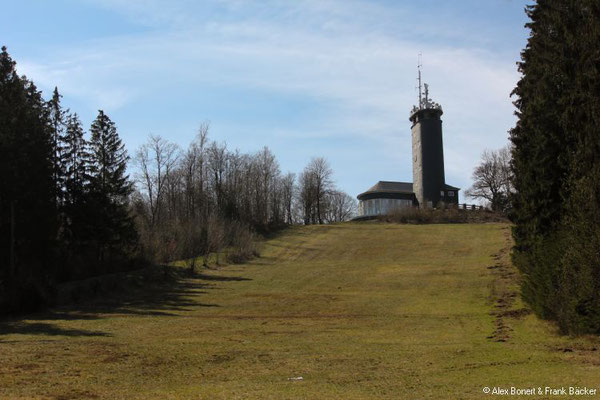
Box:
xmin=15 ymin=0 xmax=525 ymax=195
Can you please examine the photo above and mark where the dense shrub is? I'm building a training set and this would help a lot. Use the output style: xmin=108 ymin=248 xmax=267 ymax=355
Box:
xmin=378 ymin=206 xmax=507 ymax=224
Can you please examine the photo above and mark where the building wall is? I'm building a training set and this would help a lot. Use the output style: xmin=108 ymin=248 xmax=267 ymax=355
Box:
xmin=358 ymin=198 xmax=413 ymax=216
xmin=441 ymin=189 xmax=459 ymax=204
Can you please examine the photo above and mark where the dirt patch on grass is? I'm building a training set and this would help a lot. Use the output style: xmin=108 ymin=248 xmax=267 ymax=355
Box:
xmin=208 ymin=351 xmax=244 ymax=364
xmin=84 ymin=342 xmax=132 ymax=364
xmin=13 ymin=363 xmax=41 ymax=371
xmin=52 ymin=389 xmax=99 ymax=400
xmin=101 ymin=353 xmax=130 ymax=363
xmin=487 ymin=226 xmax=528 ymax=343
xmin=548 ymin=342 xmax=600 ymax=365
xmin=498 ymin=308 xmax=531 ymax=319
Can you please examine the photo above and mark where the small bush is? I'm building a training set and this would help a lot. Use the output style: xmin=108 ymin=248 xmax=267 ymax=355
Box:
xmin=226 ymin=221 xmax=260 ymax=264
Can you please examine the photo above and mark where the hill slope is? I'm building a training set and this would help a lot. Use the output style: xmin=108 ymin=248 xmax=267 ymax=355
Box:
xmin=1 ymin=223 xmax=598 ymax=399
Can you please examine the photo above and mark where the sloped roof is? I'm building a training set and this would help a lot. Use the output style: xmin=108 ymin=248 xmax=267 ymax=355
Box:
xmin=357 ymin=180 xmax=461 ymax=200
xmin=444 ymin=183 xmax=461 ymax=191
xmin=357 ymin=181 xmax=415 ymax=201
xmin=364 ymin=181 xmax=414 ymax=194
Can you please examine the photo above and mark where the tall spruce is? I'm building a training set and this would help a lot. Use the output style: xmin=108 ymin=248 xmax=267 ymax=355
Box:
xmin=88 ymin=110 xmax=136 ymax=263
xmin=63 ymin=113 xmax=89 ymax=205
xmin=510 ymin=0 xmax=600 ymax=333
xmin=89 ymin=110 xmax=130 ymax=200
xmin=47 ymin=87 xmax=67 ymax=206
xmin=60 ymin=112 xmax=92 ymax=253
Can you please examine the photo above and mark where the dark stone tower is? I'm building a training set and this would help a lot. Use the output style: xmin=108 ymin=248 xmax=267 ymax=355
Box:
xmin=410 ymin=77 xmax=446 ymax=208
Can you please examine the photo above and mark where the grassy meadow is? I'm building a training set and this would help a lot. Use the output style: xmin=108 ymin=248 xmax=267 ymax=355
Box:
xmin=0 ymin=223 xmax=598 ymax=399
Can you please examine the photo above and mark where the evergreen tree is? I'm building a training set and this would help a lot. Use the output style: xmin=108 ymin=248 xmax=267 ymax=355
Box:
xmin=511 ymin=0 xmax=600 ymax=333
xmin=61 ymin=113 xmax=91 ymax=252
xmin=47 ymin=87 xmax=67 ymax=206
xmin=553 ymin=0 xmax=600 ymax=333
xmin=88 ymin=110 xmax=136 ymax=263
xmin=510 ymin=1 xmax=575 ymax=319
xmin=0 ymin=46 xmax=142 ymax=311
xmin=63 ymin=113 xmax=89 ymax=206
xmin=89 ymin=111 xmax=130 ymax=199
xmin=0 ymin=46 xmax=56 ymax=283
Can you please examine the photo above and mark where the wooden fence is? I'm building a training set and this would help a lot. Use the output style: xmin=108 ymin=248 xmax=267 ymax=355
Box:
xmin=457 ymin=203 xmax=486 ymax=211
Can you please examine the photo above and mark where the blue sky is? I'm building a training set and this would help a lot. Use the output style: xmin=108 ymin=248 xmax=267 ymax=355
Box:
xmin=2 ymin=0 xmax=531 ymax=199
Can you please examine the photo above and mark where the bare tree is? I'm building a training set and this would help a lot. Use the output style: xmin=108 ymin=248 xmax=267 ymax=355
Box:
xmin=307 ymin=157 xmax=333 ymax=224
xmin=498 ymin=145 xmax=513 ymax=199
xmin=281 ymin=172 xmax=296 ymax=224
xmin=298 ymin=168 xmax=316 ymax=224
xmin=324 ymin=190 xmax=357 ymax=222
xmin=207 ymin=141 xmax=227 ymax=212
xmin=182 ymin=123 xmax=209 ymax=221
xmin=135 ymin=135 xmax=180 ymax=228
xmin=465 ymin=145 xmax=513 ymax=213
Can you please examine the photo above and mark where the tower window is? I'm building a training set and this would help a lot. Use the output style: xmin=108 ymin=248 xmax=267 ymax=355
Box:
xmin=440 ymin=191 xmax=444 ymax=196
xmin=448 ymin=191 xmax=455 ymax=197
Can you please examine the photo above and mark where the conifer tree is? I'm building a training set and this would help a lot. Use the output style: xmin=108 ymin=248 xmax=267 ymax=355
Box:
xmin=510 ymin=1 xmax=574 ymax=319
xmin=0 ymin=46 xmax=56 ymax=281
xmin=63 ymin=113 xmax=89 ymax=205
xmin=47 ymin=87 xmax=67 ymax=206
xmin=89 ymin=111 xmax=130 ymax=199
xmin=60 ymin=112 xmax=92 ymax=254
xmin=88 ymin=110 xmax=136 ymax=263
xmin=511 ymin=0 xmax=600 ymax=333
xmin=552 ymin=0 xmax=600 ymax=333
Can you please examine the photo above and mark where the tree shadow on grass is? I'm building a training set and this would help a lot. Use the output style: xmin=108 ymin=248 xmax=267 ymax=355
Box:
xmin=0 ymin=321 xmax=111 ymax=338
xmin=57 ymin=266 xmax=232 ymax=316
xmin=194 ymin=273 xmax=252 ymax=282
xmin=0 ymin=265 xmax=251 ymax=335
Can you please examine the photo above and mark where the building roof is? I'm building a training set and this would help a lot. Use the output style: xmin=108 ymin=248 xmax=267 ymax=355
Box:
xmin=357 ymin=180 xmax=460 ymax=200
xmin=357 ymin=181 xmax=414 ymax=201
xmin=364 ymin=181 xmax=414 ymax=194
xmin=443 ymin=183 xmax=460 ymax=191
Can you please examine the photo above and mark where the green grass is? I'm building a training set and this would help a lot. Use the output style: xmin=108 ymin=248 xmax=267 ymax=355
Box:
xmin=1 ymin=223 xmax=598 ymax=399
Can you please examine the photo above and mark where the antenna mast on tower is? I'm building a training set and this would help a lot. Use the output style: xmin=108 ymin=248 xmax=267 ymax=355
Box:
xmin=417 ymin=53 xmax=423 ymax=109
xmin=411 ymin=53 xmax=441 ymax=116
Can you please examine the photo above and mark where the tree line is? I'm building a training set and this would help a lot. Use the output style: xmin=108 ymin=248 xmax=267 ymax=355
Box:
xmin=465 ymin=1 xmax=600 ymax=335
xmin=509 ymin=0 xmax=600 ymax=335
xmin=0 ymin=46 xmax=356 ymax=313
xmin=131 ymin=130 xmax=356 ymax=267
xmin=0 ymin=46 xmax=137 ymax=312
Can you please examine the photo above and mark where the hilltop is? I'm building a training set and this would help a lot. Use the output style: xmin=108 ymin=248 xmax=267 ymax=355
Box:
xmin=0 ymin=223 xmax=598 ymax=399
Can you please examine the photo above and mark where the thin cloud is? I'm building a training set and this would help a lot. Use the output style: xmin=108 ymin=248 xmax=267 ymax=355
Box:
xmin=15 ymin=0 xmax=523 ymax=196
